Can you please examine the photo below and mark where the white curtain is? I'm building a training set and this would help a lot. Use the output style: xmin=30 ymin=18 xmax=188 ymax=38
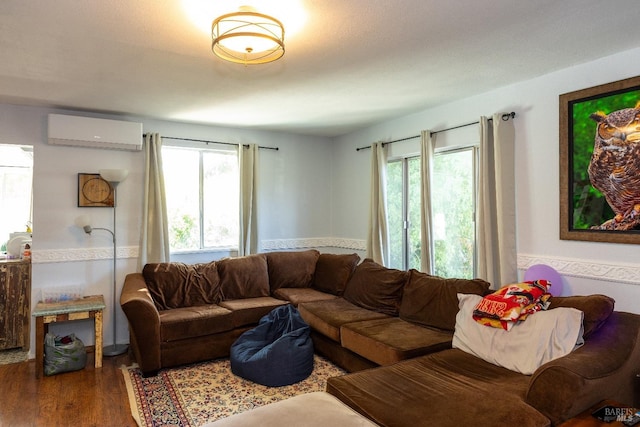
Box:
xmin=420 ymin=130 xmax=435 ymax=274
xmin=477 ymin=114 xmax=517 ymax=288
xmin=138 ymin=133 xmax=170 ymax=269
xmin=366 ymin=142 xmax=389 ymax=266
xmin=239 ymin=143 xmax=258 ymax=256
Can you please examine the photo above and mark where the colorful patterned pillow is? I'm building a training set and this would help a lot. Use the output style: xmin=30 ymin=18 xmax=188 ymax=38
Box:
xmin=472 ymin=280 xmax=551 ymax=330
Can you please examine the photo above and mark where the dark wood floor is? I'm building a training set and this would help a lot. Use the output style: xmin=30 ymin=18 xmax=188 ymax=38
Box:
xmin=0 ymin=352 xmax=137 ymax=427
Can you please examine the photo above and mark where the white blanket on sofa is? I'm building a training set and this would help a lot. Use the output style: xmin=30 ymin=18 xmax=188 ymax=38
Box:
xmin=453 ymin=293 xmax=584 ymax=375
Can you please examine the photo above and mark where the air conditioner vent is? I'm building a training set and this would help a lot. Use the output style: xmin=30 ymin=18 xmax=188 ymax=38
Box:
xmin=48 ymin=114 xmax=143 ymax=151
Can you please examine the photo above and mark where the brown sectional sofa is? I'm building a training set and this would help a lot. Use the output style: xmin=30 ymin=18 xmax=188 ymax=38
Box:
xmin=299 ymin=261 xmax=491 ymax=372
xmin=121 ymin=250 xmax=327 ymax=376
xmin=120 ymin=250 xmax=640 ymax=426
xmin=327 ymin=310 xmax=640 ymax=426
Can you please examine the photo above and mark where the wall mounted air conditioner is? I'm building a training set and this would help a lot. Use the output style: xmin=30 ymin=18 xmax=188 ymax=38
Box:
xmin=48 ymin=114 xmax=143 ymax=151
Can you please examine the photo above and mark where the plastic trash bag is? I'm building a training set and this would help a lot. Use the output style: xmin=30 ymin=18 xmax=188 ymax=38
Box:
xmin=44 ymin=333 xmax=87 ymax=376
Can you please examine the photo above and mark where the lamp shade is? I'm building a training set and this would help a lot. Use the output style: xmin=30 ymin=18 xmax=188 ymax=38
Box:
xmin=99 ymin=169 xmax=129 ymax=183
xmin=74 ymin=214 xmax=93 ymax=234
xmin=74 ymin=215 xmax=91 ymax=228
xmin=212 ymin=6 xmax=284 ymax=65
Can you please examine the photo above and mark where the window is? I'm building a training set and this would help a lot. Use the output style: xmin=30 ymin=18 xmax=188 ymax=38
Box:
xmin=431 ymin=147 xmax=476 ymax=278
xmin=387 ymin=147 xmax=477 ymax=278
xmin=0 ymin=144 xmax=33 ymax=254
xmin=387 ymin=157 xmax=421 ymax=271
xmin=162 ymin=145 xmax=239 ymax=252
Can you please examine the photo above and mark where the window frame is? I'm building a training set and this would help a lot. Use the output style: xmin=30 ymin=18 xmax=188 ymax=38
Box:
xmin=387 ymin=143 xmax=479 ymax=277
xmin=432 ymin=145 xmax=479 ymax=278
xmin=387 ymin=155 xmax=419 ymax=271
xmin=162 ymin=143 xmax=239 ymax=254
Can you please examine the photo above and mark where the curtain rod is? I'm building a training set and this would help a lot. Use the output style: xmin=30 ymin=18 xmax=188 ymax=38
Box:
xmin=144 ymin=134 xmax=279 ymax=151
xmin=355 ymin=111 xmax=516 ymax=152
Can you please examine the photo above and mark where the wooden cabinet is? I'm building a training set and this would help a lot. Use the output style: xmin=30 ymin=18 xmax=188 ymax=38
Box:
xmin=0 ymin=259 xmax=31 ymax=350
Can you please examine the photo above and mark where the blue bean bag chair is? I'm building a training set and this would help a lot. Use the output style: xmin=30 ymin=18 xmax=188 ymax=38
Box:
xmin=230 ymin=304 xmax=314 ymax=387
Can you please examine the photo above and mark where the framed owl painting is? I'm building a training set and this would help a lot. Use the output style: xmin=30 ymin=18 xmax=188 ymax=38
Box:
xmin=560 ymin=75 xmax=640 ymax=244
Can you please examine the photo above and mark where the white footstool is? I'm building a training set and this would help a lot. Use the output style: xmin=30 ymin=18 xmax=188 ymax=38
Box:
xmin=202 ymin=392 xmax=378 ymax=426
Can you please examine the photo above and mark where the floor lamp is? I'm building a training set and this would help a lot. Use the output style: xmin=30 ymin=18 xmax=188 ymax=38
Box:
xmin=75 ymin=168 xmax=129 ymax=357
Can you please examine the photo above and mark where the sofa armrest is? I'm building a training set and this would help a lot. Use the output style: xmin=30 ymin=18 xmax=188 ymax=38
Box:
xmin=120 ymin=273 xmax=161 ymax=375
xmin=526 ymin=312 xmax=640 ymax=425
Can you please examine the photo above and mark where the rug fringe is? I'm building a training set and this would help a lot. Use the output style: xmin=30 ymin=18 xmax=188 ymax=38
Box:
xmin=120 ymin=364 xmax=144 ymax=427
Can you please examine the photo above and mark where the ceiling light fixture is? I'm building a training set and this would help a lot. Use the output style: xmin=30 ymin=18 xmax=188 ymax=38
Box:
xmin=211 ymin=6 xmax=285 ymax=65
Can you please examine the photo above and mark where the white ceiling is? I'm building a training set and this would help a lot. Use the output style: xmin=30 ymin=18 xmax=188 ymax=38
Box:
xmin=2 ymin=0 xmax=640 ymax=137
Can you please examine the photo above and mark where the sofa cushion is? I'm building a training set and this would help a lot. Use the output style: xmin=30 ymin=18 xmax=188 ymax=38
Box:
xmin=311 ymin=253 xmax=361 ymax=296
xmin=547 ymin=294 xmax=615 ymax=338
xmin=399 ymin=269 xmax=490 ymax=331
xmin=340 ymin=317 xmax=453 ymax=366
xmin=266 ymin=250 xmax=320 ymax=290
xmin=453 ymin=293 xmax=584 ymax=375
xmin=159 ymin=304 xmax=234 ymax=342
xmin=217 ymin=254 xmax=270 ymax=300
xmin=219 ymin=297 xmax=289 ymax=328
xmin=205 ymin=392 xmax=379 ymax=427
xmin=343 ymin=259 xmax=409 ymax=316
xmin=326 ymin=349 xmax=549 ymax=427
xmin=298 ymin=299 xmax=390 ymax=342
xmin=273 ymin=287 xmax=339 ymax=306
xmin=143 ymin=261 xmax=221 ymax=310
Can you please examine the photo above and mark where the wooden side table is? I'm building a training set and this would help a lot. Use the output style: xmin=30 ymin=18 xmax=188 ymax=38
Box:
xmin=32 ymin=295 xmax=106 ymax=378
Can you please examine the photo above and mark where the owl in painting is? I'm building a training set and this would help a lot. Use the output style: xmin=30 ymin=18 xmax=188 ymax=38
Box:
xmin=588 ymin=100 xmax=640 ymax=230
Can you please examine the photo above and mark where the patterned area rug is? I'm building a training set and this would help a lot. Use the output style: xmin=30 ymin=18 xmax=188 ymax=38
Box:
xmin=121 ymin=355 xmax=346 ymax=427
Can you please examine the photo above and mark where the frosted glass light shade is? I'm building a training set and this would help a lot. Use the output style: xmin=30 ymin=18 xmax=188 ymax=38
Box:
xmin=212 ymin=6 xmax=285 ymax=65
xmin=99 ymin=169 xmax=129 ymax=183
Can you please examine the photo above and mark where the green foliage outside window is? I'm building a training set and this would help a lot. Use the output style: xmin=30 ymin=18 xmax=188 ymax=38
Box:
xmin=388 ymin=149 xmax=474 ymax=279
xmin=387 ymin=161 xmax=404 ymax=269
xmin=432 ymin=149 xmax=474 ymax=279
xmin=387 ymin=158 xmax=423 ymax=271
xmin=169 ymin=214 xmax=199 ymax=250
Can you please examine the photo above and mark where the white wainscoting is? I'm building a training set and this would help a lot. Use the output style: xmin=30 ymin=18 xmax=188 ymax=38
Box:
xmin=517 ymin=253 xmax=640 ymax=285
xmin=31 ymin=243 xmax=639 ymax=286
xmin=32 ymin=246 xmax=139 ymax=263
